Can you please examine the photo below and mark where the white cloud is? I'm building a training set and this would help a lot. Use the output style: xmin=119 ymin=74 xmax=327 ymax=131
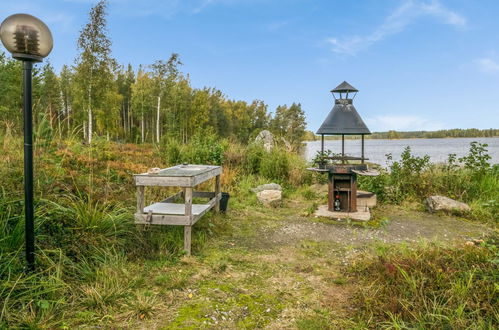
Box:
xmin=366 ymin=115 xmax=445 ymax=131
xmin=327 ymin=0 xmax=467 ymax=55
xmin=474 ymin=58 xmax=499 ymax=74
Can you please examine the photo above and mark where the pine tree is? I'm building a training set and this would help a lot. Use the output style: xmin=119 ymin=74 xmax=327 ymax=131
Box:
xmin=270 ymin=103 xmax=306 ymax=150
xmin=0 ymin=52 xmax=22 ymax=132
xmin=40 ymin=62 xmax=62 ymax=134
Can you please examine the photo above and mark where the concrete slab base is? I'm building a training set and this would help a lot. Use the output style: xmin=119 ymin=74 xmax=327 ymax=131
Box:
xmin=314 ymin=204 xmax=371 ymax=222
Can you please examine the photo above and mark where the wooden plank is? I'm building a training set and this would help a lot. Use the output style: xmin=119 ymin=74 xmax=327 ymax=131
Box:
xmin=135 ymin=175 xmax=192 ymax=187
xmin=137 ymin=186 xmax=145 ymax=213
xmin=144 ymin=202 xmax=211 ymax=216
xmin=192 ymin=191 xmax=215 ymax=199
xmin=215 ymin=175 xmax=221 ymax=212
xmin=191 ymin=167 xmax=222 ymax=186
xmin=136 ymin=164 xmax=218 ymax=177
xmin=192 ymin=196 xmax=217 ymax=225
xmin=352 ymin=169 xmax=380 ymax=176
xmin=160 ymin=191 xmax=184 ymax=203
xmin=134 ymin=166 xmax=222 ymax=187
xmin=184 ymin=226 xmax=192 ymax=255
xmin=134 ymin=213 xmax=190 ymax=225
xmin=326 ymin=156 xmax=369 ymax=161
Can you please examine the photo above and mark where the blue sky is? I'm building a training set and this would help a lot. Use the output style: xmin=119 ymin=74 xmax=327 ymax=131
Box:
xmin=1 ymin=0 xmax=498 ymax=132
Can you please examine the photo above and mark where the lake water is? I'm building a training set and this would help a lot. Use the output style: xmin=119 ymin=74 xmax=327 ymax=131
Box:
xmin=305 ymin=137 xmax=499 ymax=166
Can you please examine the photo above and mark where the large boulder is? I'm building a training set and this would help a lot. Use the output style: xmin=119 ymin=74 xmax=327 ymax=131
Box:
xmin=254 ymin=130 xmax=275 ymax=151
xmin=280 ymin=136 xmax=292 ymax=152
xmin=425 ymin=196 xmax=471 ymax=213
xmin=251 ymin=183 xmax=282 ymax=193
xmin=256 ymin=190 xmax=282 ymax=207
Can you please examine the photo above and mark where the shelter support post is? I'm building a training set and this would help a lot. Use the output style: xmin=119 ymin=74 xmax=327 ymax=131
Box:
xmin=341 ymin=134 xmax=345 ymax=163
xmin=321 ymin=134 xmax=324 ymax=154
xmin=361 ymin=134 xmax=365 ymax=164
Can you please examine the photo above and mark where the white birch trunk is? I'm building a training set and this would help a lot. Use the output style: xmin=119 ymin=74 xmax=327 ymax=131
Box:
xmin=141 ymin=112 xmax=144 ymax=143
xmin=87 ymin=68 xmax=93 ymax=144
xmin=88 ymin=107 xmax=93 ymax=144
xmin=156 ymin=95 xmax=160 ymax=143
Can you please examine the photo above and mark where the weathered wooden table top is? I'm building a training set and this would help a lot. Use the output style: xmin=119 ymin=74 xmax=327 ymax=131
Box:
xmin=135 ymin=164 xmax=220 ymax=177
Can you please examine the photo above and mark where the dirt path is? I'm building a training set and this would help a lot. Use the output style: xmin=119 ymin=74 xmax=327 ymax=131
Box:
xmin=269 ymin=204 xmax=490 ymax=247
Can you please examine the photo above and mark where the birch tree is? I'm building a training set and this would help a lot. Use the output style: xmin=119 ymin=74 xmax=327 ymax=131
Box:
xmin=73 ymin=0 xmax=114 ymax=143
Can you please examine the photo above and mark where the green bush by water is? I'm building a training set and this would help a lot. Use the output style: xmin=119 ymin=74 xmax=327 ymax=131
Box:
xmin=359 ymin=142 xmax=499 ymax=222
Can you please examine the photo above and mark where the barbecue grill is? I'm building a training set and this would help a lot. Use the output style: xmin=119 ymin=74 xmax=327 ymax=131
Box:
xmin=311 ymin=81 xmax=376 ymax=213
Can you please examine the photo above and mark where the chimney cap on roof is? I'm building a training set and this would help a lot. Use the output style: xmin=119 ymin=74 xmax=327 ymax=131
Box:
xmin=331 ymin=81 xmax=358 ymax=93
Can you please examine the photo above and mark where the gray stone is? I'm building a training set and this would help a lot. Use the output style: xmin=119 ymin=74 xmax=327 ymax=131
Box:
xmin=257 ymin=190 xmax=282 ymax=207
xmin=254 ymin=130 xmax=275 ymax=151
xmin=425 ymin=196 xmax=471 ymax=213
xmin=280 ymin=137 xmax=292 ymax=151
xmin=251 ymin=183 xmax=282 ymax=193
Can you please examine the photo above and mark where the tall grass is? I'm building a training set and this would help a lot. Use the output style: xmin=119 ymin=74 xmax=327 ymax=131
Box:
xmin=349 ymin=237 xmax=498 ymax=329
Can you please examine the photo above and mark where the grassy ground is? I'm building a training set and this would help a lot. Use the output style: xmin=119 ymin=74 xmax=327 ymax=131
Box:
xmin=0 ymin=138 xmax=497 ymax=329
xmin=56 ymin=189 xmax=493 ymax=329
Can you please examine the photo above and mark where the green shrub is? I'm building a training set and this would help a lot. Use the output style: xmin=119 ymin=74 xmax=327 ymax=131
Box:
xmin=161 ymin=131 xmax=226 ymax=166
xmin=260 ymin=148 xmax=290 ymax=182
xmin=163 ymin=137 xmax=182 ymax=165
xmin=359 ymin=142 xmax=498 ymax=221
xmin=242 ymin=143 xmax=265 ymax=175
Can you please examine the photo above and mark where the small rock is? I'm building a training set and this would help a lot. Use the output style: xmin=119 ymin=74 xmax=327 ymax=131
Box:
xmin=251 ymin=183 xmax=282 ymax=193
xmin=257 ymin=190 xmax=282 ymax=207
xmin=425 ymin=195 xmax=471 ymax=213
xmin=148 ymin=167 xmax=161 ymax=174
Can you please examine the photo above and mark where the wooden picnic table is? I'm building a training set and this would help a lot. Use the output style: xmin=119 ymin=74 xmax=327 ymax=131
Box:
xmin=134 ymin=164 xmax=222 ymax=255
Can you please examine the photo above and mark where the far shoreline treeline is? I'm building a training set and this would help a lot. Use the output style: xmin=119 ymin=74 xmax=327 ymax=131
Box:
xmin=304 ymin=128 xmax=499 ymax=141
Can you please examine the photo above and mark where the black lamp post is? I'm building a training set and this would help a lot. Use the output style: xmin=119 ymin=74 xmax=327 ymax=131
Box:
xmin=0 ymin=14 xmax=53 ymax=271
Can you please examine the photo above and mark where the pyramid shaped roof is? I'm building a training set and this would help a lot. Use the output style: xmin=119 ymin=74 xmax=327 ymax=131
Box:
xmin=331 ymin=81 xmax=358 ymax=93
xmin=316 ymin=101 xmax=370 ymax=135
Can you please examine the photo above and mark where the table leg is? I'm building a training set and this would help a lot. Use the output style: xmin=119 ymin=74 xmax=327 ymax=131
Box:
xmin=184 ymin=187 xmax=193 ymax=255
xmin=215 ymin=175 xmax=221 ymax=212
xmin=184 ymin=225 xmax=192 ymax=256
xmin=185 ymin=187 xmax=193 ymax=220
xmin=137 ymin=186 xmax=145 ymax=213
